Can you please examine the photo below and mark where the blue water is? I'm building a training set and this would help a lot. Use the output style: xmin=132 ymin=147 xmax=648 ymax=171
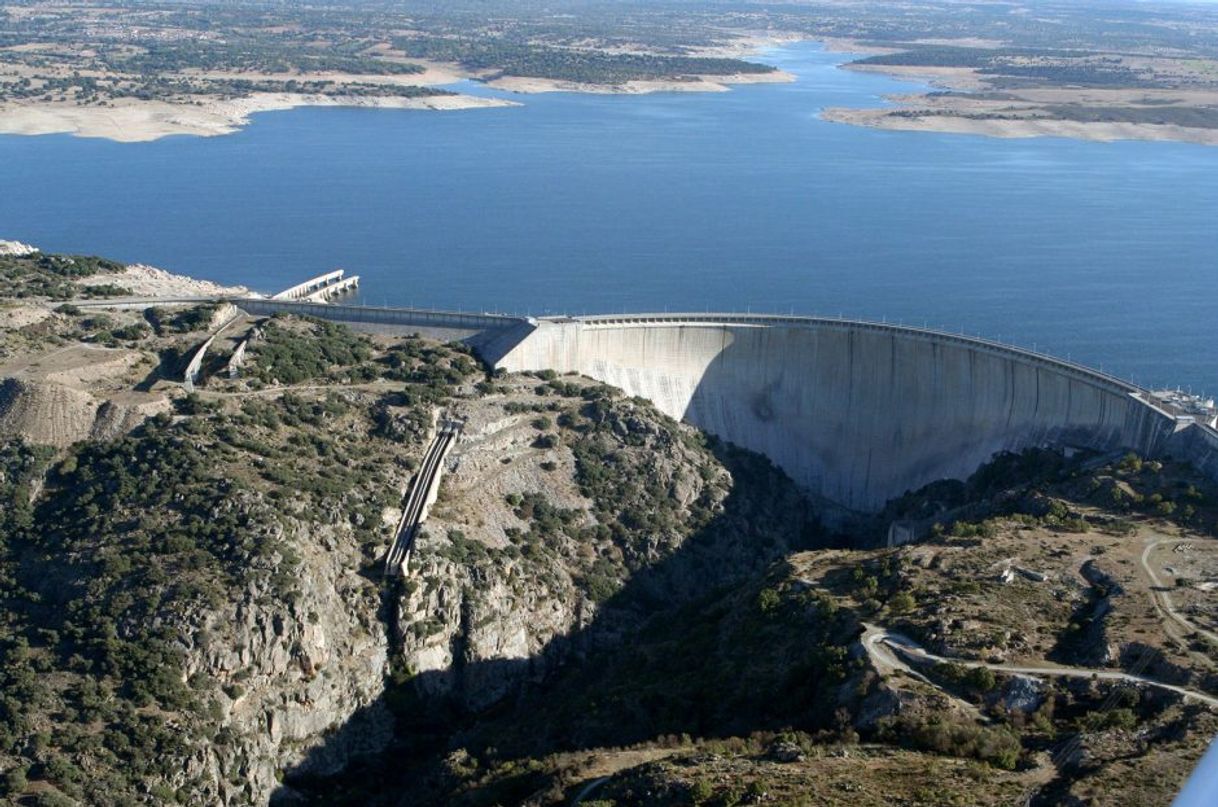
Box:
xmin=1 ymin=42 xmax=1215 ymax=392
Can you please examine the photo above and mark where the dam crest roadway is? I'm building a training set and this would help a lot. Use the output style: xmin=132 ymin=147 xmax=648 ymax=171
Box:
xmin=80 ymin=290 xmax=1218 ymax=519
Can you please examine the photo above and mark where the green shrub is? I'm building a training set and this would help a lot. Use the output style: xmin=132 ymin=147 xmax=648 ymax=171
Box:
xmin=757 ymin=587 xmax=781 ymax=614
xmin=3 ymin=766 xmax=28 ymax=795
xmin=888 ymin=591 xmax=916 ymax=614
xmin=249 ymin=318 xmax=372 ymax=384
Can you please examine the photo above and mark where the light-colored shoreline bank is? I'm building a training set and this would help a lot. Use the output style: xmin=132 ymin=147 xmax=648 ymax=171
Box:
xmin=0 ymin=91 xmax=518 ymax=143
xmin=2 ymin=241 xmax=250 ymax=296
xmin=77 ymin=264 xmax=251 ymax=297
xmin=0 ymin=34 xmax=797 ymax=142
xmin=482 ymin=31 xmax=800 ymax=95
xmin=820 ymin=105 xmax=1218 ymax=146
xmin=820 ymin=57 xmax=1218 ymax=146
xmin=485 ymin=69 xmax=795 ymax=96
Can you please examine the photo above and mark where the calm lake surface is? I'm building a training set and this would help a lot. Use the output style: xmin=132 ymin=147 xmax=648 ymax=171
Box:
xmin=1 ymin=42 xmax=1215 ymax=392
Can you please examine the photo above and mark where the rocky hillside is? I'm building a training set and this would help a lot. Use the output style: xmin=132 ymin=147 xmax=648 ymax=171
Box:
xmin=394 ymin=371 xmax=820 ymax=715
xmin=2 ymin=248 xmax=1217 ymax=807
xmin=0 ymin=258 xmax=822 ymax=806
xmin=289 ymin=448 xmax=1218 ymax=807
xmin=0 ymin=325 xmax=477 ymax=803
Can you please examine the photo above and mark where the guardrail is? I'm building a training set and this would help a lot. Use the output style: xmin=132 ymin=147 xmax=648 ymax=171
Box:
xmin=564 ymin=313 xmax=1148 ymax=398
xmin=237 ymin=297 xmax=526 ymax=332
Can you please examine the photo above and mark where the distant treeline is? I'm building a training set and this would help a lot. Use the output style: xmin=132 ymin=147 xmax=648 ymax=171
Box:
xmin=396 ymin=36 xmax=774 ymax=84
xmin=101 ymin=41 xmax=426 ymax=77
xmin=854 ymin=46 xmax=1171 ymax=89
xmin=855 ymin=46 xmax=1087 ymax=69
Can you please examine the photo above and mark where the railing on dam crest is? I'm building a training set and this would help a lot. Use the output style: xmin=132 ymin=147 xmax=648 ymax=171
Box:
xmin=562 ymin=312 xmax=1149 ymax=398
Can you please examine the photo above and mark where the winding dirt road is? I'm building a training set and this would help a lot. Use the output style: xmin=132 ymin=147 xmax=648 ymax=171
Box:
xmin=1140 ymin=537 xmax=1218 ymax=649
xmin=861 ymin=623 xmax=1218 ymax=708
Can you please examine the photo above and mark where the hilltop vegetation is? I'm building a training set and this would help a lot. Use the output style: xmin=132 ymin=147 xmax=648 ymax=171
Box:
xmin=396 ymin=35 xmax=773 ymax=84
xmin=0 ymin=252 xmax=130 ymax=300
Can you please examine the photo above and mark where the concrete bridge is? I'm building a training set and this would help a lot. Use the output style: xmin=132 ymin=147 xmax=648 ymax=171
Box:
xmin=301 ymin=275 xmax=359 ymax=302
xmin=271 ymin=270 xmax=347 ymax=301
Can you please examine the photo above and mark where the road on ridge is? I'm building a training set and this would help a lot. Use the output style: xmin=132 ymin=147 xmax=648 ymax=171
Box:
xmin=1140 ymin=537 xmax=1218 ymax=649
xmin=861 ymin=623 xmax=1218 ymax=709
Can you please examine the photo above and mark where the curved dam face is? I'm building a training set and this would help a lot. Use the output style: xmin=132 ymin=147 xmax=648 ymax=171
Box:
xmin=493 ymin=315 xmax=1186 ymax=514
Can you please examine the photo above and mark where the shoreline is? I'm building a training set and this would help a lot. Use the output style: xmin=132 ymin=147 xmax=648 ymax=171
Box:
xmin=818 ymin=52 xmax=1218 ymax=147
xmin=2 ymin=241 xmax=251 ymax=297
xmin=0 ymin=91 xmax=518 ymax=143
xmin=484 ymin=69 xmax=795 ymax=96
xmin=820 ymin=105 xmax=1218 ymax=146
xmin=77 ymin=263 xmax=251 ymax=297
xmin=0 ymin=34 xmax=797 ymax=143
xmin=6 ymin=31 xmax=1213 ymax=147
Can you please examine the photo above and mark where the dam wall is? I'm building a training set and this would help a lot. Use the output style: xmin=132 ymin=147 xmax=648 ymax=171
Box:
xmin=1167 ymin=423 xmax=1218 ymax=482
xmin=494 ymin=315 xmax=1185 ymax=513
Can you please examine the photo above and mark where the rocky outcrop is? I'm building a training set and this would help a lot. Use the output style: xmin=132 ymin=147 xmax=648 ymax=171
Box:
xmin=395 ymin=386 xmax=819 ymax=714
xmin=0 ymin=239 xmax=38 ymax=256
xmin=179 ymin=509 xmax=392 ymax=804
xmin=91 ymin=397 xmax=173 ymax=441
xmin=399 ymin=553 xmax=592 ymax=711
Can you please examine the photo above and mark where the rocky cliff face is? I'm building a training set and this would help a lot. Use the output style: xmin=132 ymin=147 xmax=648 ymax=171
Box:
xmin=163 ymin=371 xmax=816 ymax=802
xmin=181 ymin=516 xmax=392 ymax=804
xmin=0 ymin=321 xmax=475 ymax=805
xmin=394 ymin=373 xmax=820 ymax=715
xmin=0 ymin=309 xmax=820 ymax=806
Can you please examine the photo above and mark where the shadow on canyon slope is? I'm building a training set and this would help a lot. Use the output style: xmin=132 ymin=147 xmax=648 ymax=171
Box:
xmin=273 ymin=441 xmax=840 ymax=806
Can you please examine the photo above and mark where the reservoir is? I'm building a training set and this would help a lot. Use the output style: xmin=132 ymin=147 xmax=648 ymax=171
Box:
xmin=0 ymin=41 xmax=1215 ymax=392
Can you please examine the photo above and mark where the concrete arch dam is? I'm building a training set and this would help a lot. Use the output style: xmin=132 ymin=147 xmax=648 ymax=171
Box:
xmin=489 ymin=315 xmax=1191 ymax=514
